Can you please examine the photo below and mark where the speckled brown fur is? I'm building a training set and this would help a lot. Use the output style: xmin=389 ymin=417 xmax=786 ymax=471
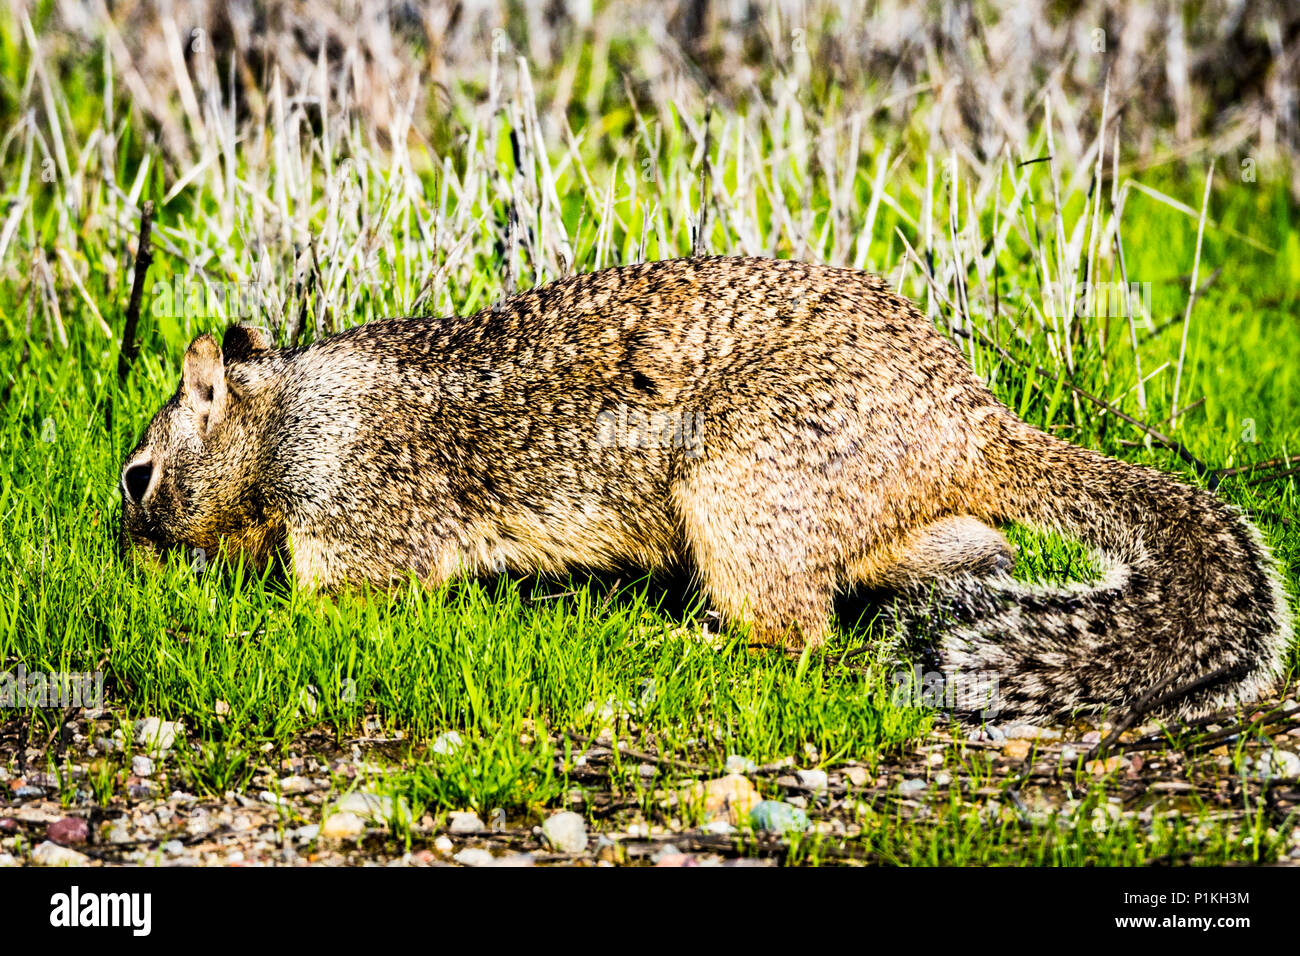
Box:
xmin=119 ymin=256 xmax=1293 ymax=722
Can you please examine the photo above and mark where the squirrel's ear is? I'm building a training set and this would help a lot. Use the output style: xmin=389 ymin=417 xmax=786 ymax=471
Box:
xmin=223 ymin=324 xmax=272 ymax=362
xmin=181 ymin=333 xmax=228 ymax=435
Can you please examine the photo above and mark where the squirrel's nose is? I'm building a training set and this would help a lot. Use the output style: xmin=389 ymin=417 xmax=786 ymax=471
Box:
xmin=122 ymin=460 xmax=154 ymax=505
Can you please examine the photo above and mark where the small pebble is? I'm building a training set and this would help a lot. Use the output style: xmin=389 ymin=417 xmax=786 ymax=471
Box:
xmin=687 ymin=773 xmax=759 ymax=824
xmin=134 ymin=717 xmax=183 ymax=755
xmin=32 ymin=841 xmax=89 ymax=866
xmin=795 ymin=769 xmax=828 ymax=793
xmin=279 ymin=775 xmax=313 ymax=794
xmin=843 ymin=766 xmax=869 ymax=787
xmin=541 ymin=811 xmax=588 ymax=853
xmin=652 ymin=843 xmax=680 ymax=862
xmin=13 ymin=786 xmax=44 ymax=801
xmin=321 ymin=811 xmax=365 ymax=840
xmin=433 ymin=835 xmax=454 ymax=853
xmin=432 ymin=731 xmax=464 ymax=755
xmin=1004 ymin=724 xmax=1061 ymax=741
xmin=132 ymin=755 xmax=154 ymax=777
xmin=448 ymin=812 xmax=483 ymax=834
xmin=162 ymin=840 xmax=184 ymax=856
xmin=47 ymin=817 xmax=89 ymax=846
xmin=1252 ymin=750 xmax=1300 ymax=781
xmin=1002 ymin=739 xmax=1032 ymax=760
xmin=724 ymin=754 xmax=757 ymax=774
xmin=453 ymin=847 xmax=495 ymax=867
xmin=1086 ymin=756 xmax=1129 ymax=776
xmin=748 ymin=800 xmax=810 ymax=834
xmin=330 ymin=791 xmax=405 ymax=822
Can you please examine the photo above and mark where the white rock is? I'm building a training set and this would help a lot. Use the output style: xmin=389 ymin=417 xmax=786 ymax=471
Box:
xmin=448 ymin=812 xmax=484 ymax=834
xmin=32 ymin=841 xmax=89 ymax=866
xmin=278 ymin=775 xmax=314 ymax=794
xmin=796 ymin=769 xmax=828 ymax=793
xmin=321 ymin=811 xmax=365 ymax=840
xmin=0 ymin=853 xmax=17 ymax=866
xmin=453 ymin=847 xmax=495 ymax=867
xmin=131 ymin=755 xmax=154 ymax=777
xmin=843 ymin=766 xmax=870 ymax=787
xmin=1254 ymin=750 xmax=1300 ymax=780
xmin=330 ymin=791 xmax=407 ymax=823
xmin=433 ymin=835 xmax=454 ymax=853
xmin=541 ymin=811 xmax=588 ymax=853
xmin=432 ymin=731 xmax=464 ymax=755
xmin=134 ymin=718 xmax=183 ymax=756
xmin=724 ymin=754 xmax=757 ymax=774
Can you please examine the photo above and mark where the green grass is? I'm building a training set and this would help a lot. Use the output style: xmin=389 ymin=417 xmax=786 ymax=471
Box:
xmin=1 ymin=4 xmax=1298 ymax=865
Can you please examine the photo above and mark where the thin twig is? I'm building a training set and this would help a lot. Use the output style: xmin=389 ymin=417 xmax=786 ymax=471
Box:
xmin=1215 ymin=455 xmax=1300 ymax=479
xmin=117 ymin=200 xmax=155 ymax=386
xmin=1084 ymin=663 xmax=1247 ymax=762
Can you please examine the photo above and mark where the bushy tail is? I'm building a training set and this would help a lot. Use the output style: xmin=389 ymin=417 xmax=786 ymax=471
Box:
xmin=914 ymin=416 xmax=1293 ymax=723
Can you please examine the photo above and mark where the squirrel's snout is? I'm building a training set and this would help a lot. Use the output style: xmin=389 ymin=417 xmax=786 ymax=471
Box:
xmin=122 ymin=459 xmax=155 ymax=506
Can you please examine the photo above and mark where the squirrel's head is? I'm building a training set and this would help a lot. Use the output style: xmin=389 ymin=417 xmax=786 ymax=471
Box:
xmin=119 ymin=325 xmax=283 ymax=570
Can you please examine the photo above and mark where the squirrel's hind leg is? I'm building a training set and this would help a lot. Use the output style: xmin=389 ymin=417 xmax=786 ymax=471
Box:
xmin=673 ymin=460 xmax=838 ymax=651
xmin=851 ymin=516 xmax=1015 ymax=589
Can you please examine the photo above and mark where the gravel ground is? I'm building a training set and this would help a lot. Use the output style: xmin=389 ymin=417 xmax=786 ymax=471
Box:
xmin=3 ymin=689 xmax=1299 ymax=867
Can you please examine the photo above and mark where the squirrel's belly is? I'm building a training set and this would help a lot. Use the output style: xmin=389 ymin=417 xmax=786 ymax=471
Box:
xmin=413 ymin=501 xmax=679 ymax=580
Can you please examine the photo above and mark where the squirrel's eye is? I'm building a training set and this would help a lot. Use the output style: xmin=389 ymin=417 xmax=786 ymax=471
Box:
xmin=123 ymin=462 xmax=154 ymax=504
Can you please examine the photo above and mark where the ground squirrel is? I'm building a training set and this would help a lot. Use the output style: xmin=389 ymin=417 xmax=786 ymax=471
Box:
xmin=119 ymin=256 xmax=1293 ymax=722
